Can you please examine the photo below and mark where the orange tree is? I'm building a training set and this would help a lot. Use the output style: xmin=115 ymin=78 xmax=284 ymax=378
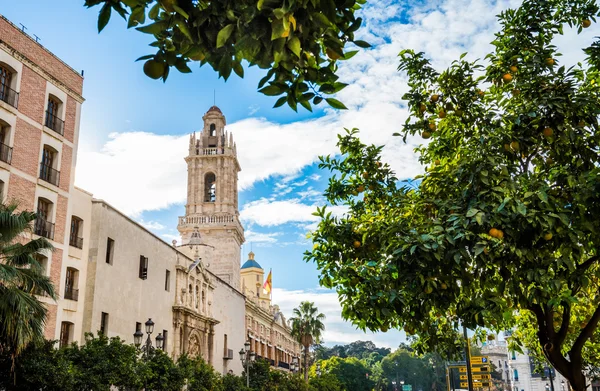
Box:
xmin=305 ymin=1 xmax=600 ymax=390
xmin=84 ymin=0 xmax=369 ymax=111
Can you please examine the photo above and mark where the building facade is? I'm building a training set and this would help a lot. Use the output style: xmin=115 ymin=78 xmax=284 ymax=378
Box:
xmin=241 ymin=252 xmax=301 ymax=371
xmin=0 ymin=15 xmax=88 ymax=345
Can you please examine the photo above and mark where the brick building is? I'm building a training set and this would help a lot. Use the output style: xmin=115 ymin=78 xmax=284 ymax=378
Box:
xmin=0 ymin=15 xmax=88 ymax=345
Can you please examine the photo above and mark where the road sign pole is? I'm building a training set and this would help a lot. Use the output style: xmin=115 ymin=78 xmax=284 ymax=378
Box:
xmin=450 ymin=368 xmax=456 ymax=391
xmin=463 ymin=325 xmax=474 ymax=391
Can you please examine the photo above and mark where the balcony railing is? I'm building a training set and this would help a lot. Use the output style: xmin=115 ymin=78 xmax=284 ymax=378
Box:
xmin=0 ymin=142 xmax=12 ymax=164
xmin=39 ymin=163 xmax=60 ymax=186
xmin=64 ymin=286 xmax=79 ymax=301
xmin=34 ymin=217 xmax=55 ymax=240
xmin=45 ymin=111 xmax=64 ymax=136
xmin=278 ymin=361 xmax=290 ymax=370
xmin=69 ymin=235 xmax=83 ymax=249
xmin=0 ymin=85 xmax=19 ymax=109
xmin=178 ymin=214 xmax=235 ymax=226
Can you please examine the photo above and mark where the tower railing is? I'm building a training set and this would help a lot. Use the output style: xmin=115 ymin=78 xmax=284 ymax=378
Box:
xmin=178 ymin=214 xmax=236 ymax=226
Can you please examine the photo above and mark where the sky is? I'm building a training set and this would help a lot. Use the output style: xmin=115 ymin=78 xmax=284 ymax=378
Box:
xmin=2 ymin=0 xmax=598 ymax=349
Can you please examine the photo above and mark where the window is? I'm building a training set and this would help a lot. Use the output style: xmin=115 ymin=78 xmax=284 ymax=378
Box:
xmin=105 ymin=237 xmax=114 ymax=264
xmin=195 ymin=285 xmax=199 ymax=309
xmin=0 ymin=63 xmax=17 ymax=108
xmin=224 ymin=334 xmax=228 ymax=356
xmin=256 ymin=275 xmax=259 ymax=281
xmin=0 ymin=180 xmax=4 ymax=201
xmin=64 ymin=267 xmax=79 ymax=301
xmin=69 ymin=216 xmax=83 ymax=249
xmin=40 ymin=145 xmax=59 ymax=186
xmin=59 ymin=322 xmax=73 ymax=348
xmin=136 ymin=322 xmax=142 ymax=333
xmin=0 ymin=122 xmax=12 ymax=164
xmin=139 ymin=255 xmax=148 ymax=279
xmin=45 ymin=95 xmax=64 ymax=135
xmin=165 ymin=270 xmax=170 ymax=291
xmin=256 ymin=287 xmax=259 ymax=297
xmin=209 ymin=123 xmax=216 ymax=136
xmin=162 ymin=330 xmax=168 ymax=351
xmin=35 ymin=198 xmax=54 ymax=240
xmin=204 ymin=173 xmax=216 ymax=202
xmin=513 ymin=369 xmax=519 ymax=381
xmin=100 ymin=312 xmax=109 ymax=335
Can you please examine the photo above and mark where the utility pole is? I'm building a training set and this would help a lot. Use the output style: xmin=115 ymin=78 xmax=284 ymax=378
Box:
xmin=463 ymin=326 xmax=474 ymax=391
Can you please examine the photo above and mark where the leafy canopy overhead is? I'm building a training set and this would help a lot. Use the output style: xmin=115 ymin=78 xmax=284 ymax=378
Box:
xmin=305 ymin=0 xmax=600 ymax=390
xmin=85 ymin=0 xmax=369 ymax=111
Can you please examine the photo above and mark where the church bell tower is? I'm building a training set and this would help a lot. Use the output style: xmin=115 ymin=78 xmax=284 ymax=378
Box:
xmin=177 ymin=106 xmax=244 ymax=289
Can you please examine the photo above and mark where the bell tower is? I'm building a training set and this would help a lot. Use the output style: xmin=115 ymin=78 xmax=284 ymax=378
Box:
xmin=177 ymin=106 xmax=244 ymax=289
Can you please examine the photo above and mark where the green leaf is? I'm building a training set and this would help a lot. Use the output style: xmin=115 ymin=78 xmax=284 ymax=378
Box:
xmin=232 ymin=61 xmax=244 ymax=78
xmin=516 ymin=202 xmax=527 ymax=216
xmin=174 ymin=59 xmax=192 ymax=73
xmin=259 ymin=85 xmax=284 ymax=96
xmin=466 ymin=208 xmax=479 ymax=218
xmin=273 ymin=96 xmax=287 ymax=108
xmin=176 ymin=20 xmax=193 ymax=41
xmin=325 ymin=98 xmax=348 ymax=110
xmin=148 ymin=3 xmax=160 ymax=20
xmin=354 ymin=40 xmax=371 ymax=48
xmin=287 ymin=36 xmax=301 ymax=57
xmin=344 ymin=50 xmax=359 ymax=60
xmin=136 ymin=21 xmax=169 ymax=35
xmin=98 ymin=3 xmax=112 ymax=32
xmin=217 ymin=24 xmax=235 ymax=48
xmin=173 ymin=5 xmax=189 ymax=19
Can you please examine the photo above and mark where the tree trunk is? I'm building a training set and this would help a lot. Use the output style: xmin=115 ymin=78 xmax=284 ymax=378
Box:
xmin=304 ymin=344 xmax=309 ymax=382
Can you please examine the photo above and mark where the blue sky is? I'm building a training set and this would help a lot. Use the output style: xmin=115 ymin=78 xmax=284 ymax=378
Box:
xmin=3 ymin=0 xmax=597 ymax=348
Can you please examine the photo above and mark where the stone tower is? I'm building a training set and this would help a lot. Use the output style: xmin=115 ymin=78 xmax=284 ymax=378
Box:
xmin=177 ymin=106 xmax=244 ymax=289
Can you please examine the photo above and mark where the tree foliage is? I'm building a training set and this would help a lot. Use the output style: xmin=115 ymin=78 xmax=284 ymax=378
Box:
xmin=305 ymin=1 xmax=600 ymax=390
xmin=84 ymin=0 xmax=369 ymax=111
xmin=310 ymin=356 xmax=373 ymax=391
xmin=290 ymin=301 xmax=326 ymax=382
xmin=0 ymin=203 xmax=55 ymax=370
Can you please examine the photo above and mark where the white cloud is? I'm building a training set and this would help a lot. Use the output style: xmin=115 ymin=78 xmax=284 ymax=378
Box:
xmin=273 ymin=287 xmax=406 ymax=349
xmin=138 ymin=219 xmax=166 ymax=230
xmin=245 ymin=230 xmax=282 ymax=244
xmin=240 ymin=198 xmax=348 ymax=227
xmin=161 ymin=233 xmax=181 ymax=244
xmin=75 ymin=0 xmax=600 ymax=218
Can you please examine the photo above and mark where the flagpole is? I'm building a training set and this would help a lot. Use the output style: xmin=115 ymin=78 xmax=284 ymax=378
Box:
xmin=270 ymin=268 xmax=273 ymax=302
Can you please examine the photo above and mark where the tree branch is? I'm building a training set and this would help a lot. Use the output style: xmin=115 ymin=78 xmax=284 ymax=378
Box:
xmin=569 ymin=293 xmax=600 ymax=363
xmin=556 ymin=301 xmax=571 ymax=347
xmin=576 ymin=255 xmax=599 ymax=272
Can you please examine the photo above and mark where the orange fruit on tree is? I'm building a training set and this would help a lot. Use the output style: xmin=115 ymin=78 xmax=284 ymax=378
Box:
xmin=545 ymin=58 xmax=555 ymax=66
xmin=419 ymin=104 xmax=427 ymax=113
xmin=477 ymin=89 xmax=485 ymax=96
xmin=362 ymin=172 xmax=369 ymax=179
xmin=512 ymin=89 xmax=521 ymax=96
xmin=431 ymin=94 xmax=440 ymax=102
xmin=502 ymin=73 xmax=513 ymax=82
xmin=489 ymin=228 xmax=499 ymax=238
xmin=496 ymin=229 xmax=504 ymax=239
xmin=543 ymin=127 xmax=553 ymax=137
xmin=510 ymin=141 xmax=520 ymax=151
xmin=376 ymin=161 xmax=381 ymax=168
xmin=504 ymin=143 xmax=510 ymax=152
xmin=544 ymin=233 xmax=553 ymax=241
xmin=428 ymin=122 xmax=437 ymax=131
xmin=143 ymin=59 xmax=164 ymax=79
xmin=434 ymin=159 xmax=440 ymax=166
xmin=440 ymin=282 xmax=448 ymax=290
xmin=424 ymin=286 xmax=433 ymax=294
xmin=438 ymin=110 xmax=446 ymax=119
xmin=510 ymin=65 xmax=518 ymax=73
xmin=422 ymin=131 xmax=432 ymax=139
xmin=357 ymin=185 xmax=365 ymax=193
xmin=353 ymin=240 xmax=361 ymax=248
xmin=583 ymin=19 xmax=592 ymax=28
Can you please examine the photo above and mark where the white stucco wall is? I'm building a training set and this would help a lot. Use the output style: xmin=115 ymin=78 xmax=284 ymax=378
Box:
xmin=211 ymin=278 xmax=245 ymax=375
xmin=83 ymin=200 xmax=176 ymax=351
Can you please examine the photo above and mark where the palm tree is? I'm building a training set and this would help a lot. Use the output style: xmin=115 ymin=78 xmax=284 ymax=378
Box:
xmin=0 ymin=203 xmax=55 ymax=370
xmin=289 ymin=301 xmax=326 ymax=382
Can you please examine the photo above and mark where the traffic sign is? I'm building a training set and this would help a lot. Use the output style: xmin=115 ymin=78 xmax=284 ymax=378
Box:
xmin=402 ymin=385 xmax=412 ymax=391
xmin=460 ymin=374 xmax=491 ymax=380
xmin=470 ymin=356 xmax=489 ymax=365
xmin=461 ymin=382 xmax=491 ymax=389
xmin=459 ymin=366 xmax=489 ymax=373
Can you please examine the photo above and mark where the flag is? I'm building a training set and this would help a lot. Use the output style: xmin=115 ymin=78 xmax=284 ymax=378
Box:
xmin=188 ymin=258 xmax=202 ymax=272
xmin=263 ymin=269 xmax=272 ymax=295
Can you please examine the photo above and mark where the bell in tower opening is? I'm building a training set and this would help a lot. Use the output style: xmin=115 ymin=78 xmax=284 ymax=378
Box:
xmin=177 ymin=106 xmax=244 ymax=289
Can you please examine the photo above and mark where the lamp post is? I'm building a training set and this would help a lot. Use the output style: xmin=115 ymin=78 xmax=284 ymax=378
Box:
xmin=393 ymin=380 xmax=398 ymax=391
xmin=291 ymin=356 xmax=300 ymax=374
xmin=133 ymin=318 xmax=163 ymax=359
xmin=239 ymin=340 xmax=256 ymax=388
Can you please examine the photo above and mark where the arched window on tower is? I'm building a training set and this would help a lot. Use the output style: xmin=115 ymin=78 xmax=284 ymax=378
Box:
xmin=209 ymin=123 xmax=216 ymax=136
xmin=204 ymin=173 xmax=216 ymax=202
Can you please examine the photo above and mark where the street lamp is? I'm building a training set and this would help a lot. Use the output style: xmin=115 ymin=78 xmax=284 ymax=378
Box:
xmin=133 ymin=318 xmax=162 ymax=359
xmin=239 ymin=340 xmax=256 ymax=388
xmin=291 ymin=356 xmax=300 ymax=374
